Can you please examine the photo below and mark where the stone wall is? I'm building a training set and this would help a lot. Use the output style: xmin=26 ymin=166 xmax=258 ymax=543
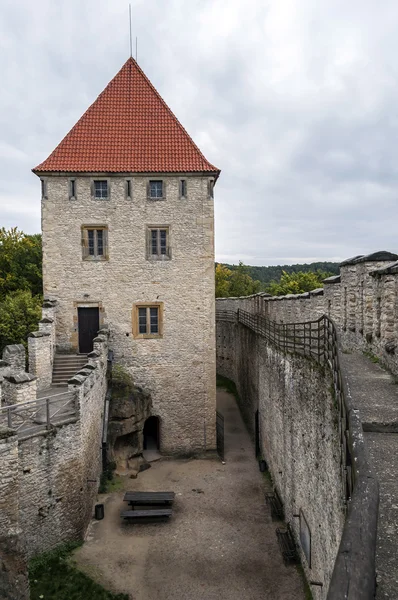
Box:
xmin=41 ymin=174 xmax=216 ymax=455
xmin=28 ymin=300 xmax=57 ymax=391
xmin=0 ymin=325 xmax=108 ymax=596
xmin=216 ymin=317 xmax=344 ymax=599
xmin=0 ymin=428 xmax=29 ymax=600
xmin=217 ymin=251 xmax=398 ymax=377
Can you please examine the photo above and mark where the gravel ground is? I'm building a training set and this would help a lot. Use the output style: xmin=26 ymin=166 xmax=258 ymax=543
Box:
xmin=73 ymin=389 xmax=304 ymax=600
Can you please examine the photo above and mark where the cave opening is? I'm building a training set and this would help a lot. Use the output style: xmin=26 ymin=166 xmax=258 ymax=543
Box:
xmin=143 ymin=416 xmax=160 ymax=451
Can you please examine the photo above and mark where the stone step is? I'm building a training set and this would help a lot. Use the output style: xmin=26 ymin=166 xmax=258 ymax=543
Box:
xmin=52 ymin=365 xmax=85 ymax=371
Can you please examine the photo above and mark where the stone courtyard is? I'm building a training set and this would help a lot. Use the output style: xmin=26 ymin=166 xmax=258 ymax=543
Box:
xmin=72 ymin=389 xmax=305 ymax=600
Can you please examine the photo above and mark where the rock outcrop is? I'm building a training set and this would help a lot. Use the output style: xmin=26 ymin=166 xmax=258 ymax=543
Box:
xmin=107 ymin=384 xmax=152 ymax=469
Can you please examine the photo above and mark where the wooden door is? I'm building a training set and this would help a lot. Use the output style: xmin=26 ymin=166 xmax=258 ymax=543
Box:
xmin=78 ymin=307 xmax=99 ymax=354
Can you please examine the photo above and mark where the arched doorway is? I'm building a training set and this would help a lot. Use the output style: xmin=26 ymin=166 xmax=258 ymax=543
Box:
xmin=143 ymin=416 xmax=160 ymax=451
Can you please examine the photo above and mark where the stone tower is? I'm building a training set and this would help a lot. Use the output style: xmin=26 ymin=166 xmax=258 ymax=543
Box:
xmin=33 ymin=58 xmax=220 ymax=454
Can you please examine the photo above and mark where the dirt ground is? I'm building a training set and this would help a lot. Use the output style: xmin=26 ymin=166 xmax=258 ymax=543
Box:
xmin=73 ymin=389 xmax=304 ymax=600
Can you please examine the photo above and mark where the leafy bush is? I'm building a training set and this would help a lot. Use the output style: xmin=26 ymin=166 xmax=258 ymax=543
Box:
xmin=0 ymin=290 xmax=42 ymax=353
xmin=111 ymin=364 xmax=134 ymax=391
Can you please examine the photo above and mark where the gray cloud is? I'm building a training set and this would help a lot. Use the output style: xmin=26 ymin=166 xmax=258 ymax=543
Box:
xmin=1 ymin=0 xmax=398 ymax=265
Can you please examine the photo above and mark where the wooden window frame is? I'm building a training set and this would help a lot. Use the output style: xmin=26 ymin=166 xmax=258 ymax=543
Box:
xmin=81 ymin=225 xmax=109 ymax=261
xmin=132 ymin=302 xmax=163 ymax=339
xmin=146 ymin=226 xmax=171 ymax=260
xmin=147 ymin=179 xmax=166 ymax=201
xmin=91 ymin=178 xmax=110 ymax=201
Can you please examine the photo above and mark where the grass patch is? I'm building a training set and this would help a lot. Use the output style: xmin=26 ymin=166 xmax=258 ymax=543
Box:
xmin=98 ymin=461 xmax=117 ymax=494
xmin=104 ymin=474 xmax=124 ymax=493
xmin=363 ymin=350 xmax=380 ymax=364
xmin=29 ymin=542 xmax=129 ymax=600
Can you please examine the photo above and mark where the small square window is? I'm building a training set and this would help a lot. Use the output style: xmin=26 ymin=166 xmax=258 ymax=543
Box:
xmin=133 ymin=303 xmax=163 ymax=338
xmin=147 ymin=227 xmax=170 ymax=260
xmin=94 ymin=180 xmax=108 ymax=199
xmin=149 ymin=180 xmax=163 ymax=199
xmin=180 ymin=179 xmax=187 ymax=198
xmin=82 ymin=226 xmax=108 ymax=260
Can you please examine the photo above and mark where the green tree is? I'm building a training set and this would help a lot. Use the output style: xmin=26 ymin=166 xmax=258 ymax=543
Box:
xmin=0 ymin=290 xmax=42 ymax=352
xmin=266 ymin=270 xmax=331 ymax=296
xmin=0 ymin=227 xmax=42 ymax=299
xmin=215 ymin=264 xmax=232 ymax=298
xmin=215 ymin=261 xmax=261 ymax=297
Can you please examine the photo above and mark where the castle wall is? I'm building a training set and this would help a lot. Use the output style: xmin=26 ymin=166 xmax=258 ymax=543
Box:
xmin=41 ymin=174 xmax=216 ymax=454
xmin=217 ymin=252 xmax=398 ymax=377
xmin=0 ymin=330 xmax=108 ymax=568
xmin=216 ymin=317 xmax=343 ymax=599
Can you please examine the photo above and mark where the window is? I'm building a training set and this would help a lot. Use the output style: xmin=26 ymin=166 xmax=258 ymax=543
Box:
xmin=180 ymin=179 xmax=187 ymax=198
xmin=94 ymin=180 xmax=108 ymax=199
xmin=148 ymin=180 xmax=164 ymax=199
xmin=208 ymin=179 xmax=214 ymax=198
xmin=41 ymin=179 xmax=47 ymax=199
xmin=81 ymin=226 xmax=108 ymax=260
xmin=132 ymin=303 xmax=163 ymax=338
xmin=126 ymin=179 xmax=132 ymax=199
xmin=69 ymin=179 xmax=76 ymax=200
xmin=147 ymin=227 xmax=170 ymax=259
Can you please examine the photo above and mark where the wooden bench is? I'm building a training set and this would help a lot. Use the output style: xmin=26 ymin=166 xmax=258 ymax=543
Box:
xmin=265 ymin=491 xmax=284 ymax=520
xmin=121 ymin=509 xmax=172 ymax=523
xmin=123 ymin=491 xmax=175 ymax=508
xmin=276 ymin=523 xmax=298 ymax=565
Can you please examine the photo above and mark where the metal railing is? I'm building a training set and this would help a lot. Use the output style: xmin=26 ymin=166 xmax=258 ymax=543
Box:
xmin=0 ymin=391 xmax=77 ymax=439
xmin=217 ymin=307 xmax=378 ymax=598
xmin=219 ymin=308 xmax=353 ymax=506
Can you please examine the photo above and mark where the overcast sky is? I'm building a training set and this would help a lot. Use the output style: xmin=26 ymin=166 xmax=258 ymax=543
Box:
xmin=1 ymin=0 xmax=398 ymax=266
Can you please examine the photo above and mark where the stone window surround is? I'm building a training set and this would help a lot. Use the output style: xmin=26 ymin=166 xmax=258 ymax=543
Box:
xmin=71 ymin=300 xmax=105 ymax=350
xmin=40 ymin=178 xmax=48 ymax=199
xmin=126 ymin=178 xmax=132 ymax=200
xmin=132 ymin=302 xmax=164 ymax=339
xmin=146 ymin=225 xmax=171 ymax=261
xmin=69 ymin=178 xmax=77 ymax=200
xmin=147 ymin=178 xmax=166 ymax=201
xmin=179 ymin=178 xmax=187 ymax=199
xmin=81 ymin=225 xmax=109 ymax=261
xmin=208 ymin=178 xmax=215 ymax=199
xmin=91 ymin=178 xmax=111 ymax=201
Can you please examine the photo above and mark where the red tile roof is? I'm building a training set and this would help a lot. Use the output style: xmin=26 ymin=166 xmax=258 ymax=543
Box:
xmin=33 ymin=58 xmax=220 ymax=175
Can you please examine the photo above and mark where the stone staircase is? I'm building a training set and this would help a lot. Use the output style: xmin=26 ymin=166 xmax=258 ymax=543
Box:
xmin=52 ymin=354 xmax=88 ymax=386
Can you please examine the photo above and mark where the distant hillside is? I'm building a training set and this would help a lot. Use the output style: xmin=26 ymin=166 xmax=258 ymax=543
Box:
xmin=218 ymin=262 xmax=340 ymax=285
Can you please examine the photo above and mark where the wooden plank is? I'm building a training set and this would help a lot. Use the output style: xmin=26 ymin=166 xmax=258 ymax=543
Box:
xmin=123 ymin=492 xmax=175 ymax=505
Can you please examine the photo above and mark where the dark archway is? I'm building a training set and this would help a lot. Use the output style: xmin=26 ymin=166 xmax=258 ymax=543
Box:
xmin=143 ymin=416 xmax=160 ymax=451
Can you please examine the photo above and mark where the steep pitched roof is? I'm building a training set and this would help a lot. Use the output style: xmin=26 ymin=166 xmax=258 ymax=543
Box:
xmin=33 ymin=58 xmax=219 ymax=175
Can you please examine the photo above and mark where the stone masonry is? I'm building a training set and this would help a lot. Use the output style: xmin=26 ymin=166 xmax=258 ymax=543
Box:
xmin=40 ymin=174 xmax=217 ymax=454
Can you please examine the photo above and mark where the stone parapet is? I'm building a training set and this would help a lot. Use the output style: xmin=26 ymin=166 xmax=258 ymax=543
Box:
xmin=216 ymin=249 xmax=398 ymax=376
xmin=2 ymin=374 xmax=37 ymax=407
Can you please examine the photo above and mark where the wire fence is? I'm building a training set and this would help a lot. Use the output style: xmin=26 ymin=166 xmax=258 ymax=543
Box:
xmin=216 ymin=308 xmax=353 ymax=507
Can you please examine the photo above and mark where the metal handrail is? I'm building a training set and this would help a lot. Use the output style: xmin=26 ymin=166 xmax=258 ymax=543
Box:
xmin=216 ymin=307 xmax=378 ymax=598
xmin=218 ymin=308 xmax=354 ymax=508
xmin=0 ymin=391 xmax=77 ymax=436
